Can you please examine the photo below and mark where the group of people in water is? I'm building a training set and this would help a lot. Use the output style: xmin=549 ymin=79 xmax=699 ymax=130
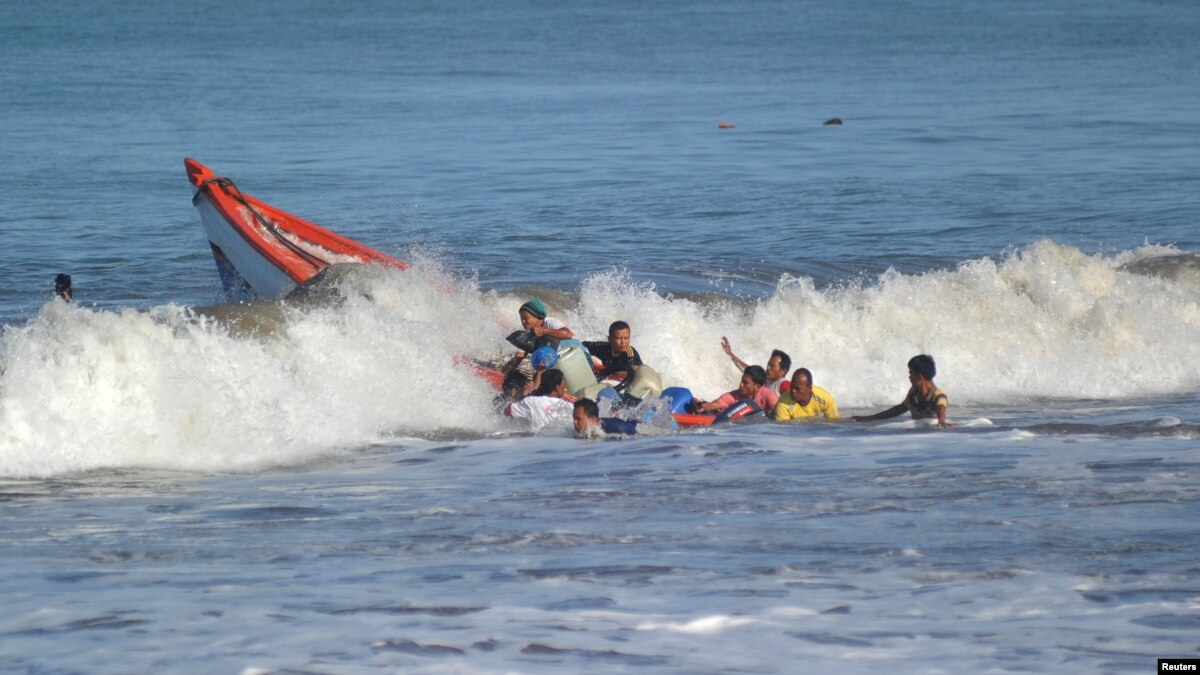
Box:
xmin=51 ymin=277 xmax=948 ymax=437
xmin=500 ymin=298 xmax=953 ymax=437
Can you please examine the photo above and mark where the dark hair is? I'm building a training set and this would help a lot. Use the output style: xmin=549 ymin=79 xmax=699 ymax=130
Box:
xmin=535 ymin=369 xmax=565 ymax=396
xmin=908 ymin=354 xmax=936 ymax=380
xmin=502 ymin=371 xmax=527 ymax=397
xmin=792 ymin=367 xmax=813 ymax=387
xmin=55 ymin=273 xmax=72 ymax=300
xmin=608 ymin=320 xmax=630 ymax=336
xmin=574 ymin=397 xmax=600 ymax=418
xmin=743 ymin=365 xmax=766 ymax=386
xmin=770 ymin=349 xmax=791 ymax=374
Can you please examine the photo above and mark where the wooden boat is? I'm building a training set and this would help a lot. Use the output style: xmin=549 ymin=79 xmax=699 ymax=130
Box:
xmin=184 ymin=159 xmax=726 ymax=430
xmin=185 ymin=158 xmax=406 ymax=301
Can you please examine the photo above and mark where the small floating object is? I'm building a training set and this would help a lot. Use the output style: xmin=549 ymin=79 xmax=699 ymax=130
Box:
xmin=717 ymin=121 xmax=736 ymax=129
xmin=823 ymin=117 xmax=843 ymax=125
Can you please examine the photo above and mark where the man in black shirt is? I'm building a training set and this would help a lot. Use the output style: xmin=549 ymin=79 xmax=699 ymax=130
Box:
xmin=582 ymin=320 xmax=644 ymax=385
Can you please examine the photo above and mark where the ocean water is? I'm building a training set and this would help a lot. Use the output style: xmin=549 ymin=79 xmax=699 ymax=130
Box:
xmin=2 ymin=0 xmax=1199 ymax=672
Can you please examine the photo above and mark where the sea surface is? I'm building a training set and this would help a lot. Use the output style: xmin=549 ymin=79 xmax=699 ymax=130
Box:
xmin=2 ymin=1 xmax=1199 ymax=673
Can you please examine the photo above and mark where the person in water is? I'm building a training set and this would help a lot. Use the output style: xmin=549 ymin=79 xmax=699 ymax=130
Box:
xmin=505 ymin=369 xmax=574 ymax=434
xmin=720 ymin=337 xmax=791 ymax=395
xmin=54 ymin=274 xmax=72 ymax=302
xmin=572 ymin=398 xmax=639 ymax=437
xmin=493 ymin=370 xmax=530 ymax=412
xmin=691 ymin=365 xmax=780 ymax=417
xmin=582 ymin=320 xmax=643 ymax=384
xmin=527 ymin=346 xmax=560 ymax=395
xmin=773 ymin=368 xmax=841 ymax=421
xmin=504 ymin=298 xmax=575 ymax=375
xmin=852 ymin=354 xmax=953 ymax=428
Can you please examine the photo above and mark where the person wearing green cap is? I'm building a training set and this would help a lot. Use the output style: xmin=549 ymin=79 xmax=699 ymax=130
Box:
xmin=503 ymin=298 xmax=575 ymax=375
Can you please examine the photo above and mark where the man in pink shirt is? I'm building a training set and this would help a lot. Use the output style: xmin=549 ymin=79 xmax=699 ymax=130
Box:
xmin=692 ymin=365 xmax=780 ymax=421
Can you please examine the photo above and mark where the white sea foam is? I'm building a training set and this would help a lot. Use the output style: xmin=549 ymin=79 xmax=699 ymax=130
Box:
xmin=2 ymin=241 xmax=1198 ymax=477
xmin=636 ymin=615 xmax=757 ymax=634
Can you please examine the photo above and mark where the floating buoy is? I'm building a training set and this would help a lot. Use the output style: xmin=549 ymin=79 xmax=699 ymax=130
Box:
xmin=717 ymin=121 xmax=736 ymax=129
xmin=823 ymin=117 xmax=843 ymax=125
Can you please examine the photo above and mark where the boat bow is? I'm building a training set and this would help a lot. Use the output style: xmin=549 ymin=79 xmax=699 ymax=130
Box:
xmin=185 ymin=158 xmax=406 ymax=301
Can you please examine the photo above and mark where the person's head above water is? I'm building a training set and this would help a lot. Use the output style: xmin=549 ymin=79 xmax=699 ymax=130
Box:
xmin=738 ymin=365 xmax=766 ymax=397
xmin=54 ymin=273 xmax=72 ymax=301
xmin=572 ymin=397 xmax=601 ymax=435
xmin=767 ymin=349 xmax=791 ymax=381
xmin=520 ymin=297 xmax=549 ymax=321
xmin=908 ymin=354 xmax=936 ymax=382
xmin=534 ymin=368 xmax=566 ymax=397
xmin=501 ymin=371 xmax=527 ymax=399
xmin=790 ymin=367 xmax=814 ymax=404
xmin=607 ymin=320 xmax=631 ymax=352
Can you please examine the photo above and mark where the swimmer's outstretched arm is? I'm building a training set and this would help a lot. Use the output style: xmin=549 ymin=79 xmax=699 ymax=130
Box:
xmin=851 ymin=404 xmax=907 ymax=422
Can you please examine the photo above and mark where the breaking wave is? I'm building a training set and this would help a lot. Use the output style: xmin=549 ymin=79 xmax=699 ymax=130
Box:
xmin=2 ymin=240 xmax=1198 ymax=477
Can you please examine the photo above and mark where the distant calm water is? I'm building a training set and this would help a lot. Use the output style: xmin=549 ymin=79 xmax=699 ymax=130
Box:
xmin=1 ymin=1 xmax=1198 ymax=673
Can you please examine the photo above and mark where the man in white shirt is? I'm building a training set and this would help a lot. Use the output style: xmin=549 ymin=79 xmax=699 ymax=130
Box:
xmin=506 ymin=369 xmax=574 ymax=434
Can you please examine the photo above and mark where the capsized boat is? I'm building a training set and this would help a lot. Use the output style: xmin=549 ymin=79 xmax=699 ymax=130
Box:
xmin=185 ymin=158 xmax=407 ymax=301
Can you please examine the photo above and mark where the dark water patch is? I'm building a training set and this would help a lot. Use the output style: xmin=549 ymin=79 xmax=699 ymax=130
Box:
xmin=87 ymin=550 xmax=181 ymax=563
xmin=973 ymin=568 xmax=1031 ymax=580
xmin=324 ymin=604 xmax=485 ymax=617
xmin=212 ymin=505 xmax=334 ymax=521
xmin=392 ymin=457 xmax=433 ymax=465
xmin=748 ymin=567 xmax=782 ymax=576
xmin=784 ymin=581 xmax=859 ymax=591
xmin=427 ymin=445 xmax=464 ymax=454
xmin=372 ymin=638 xmax=465 ymax=656
xmin=44 ymin=571 xmax=121 ymax=583
xmin=508 ymin=458 xmax=581 ymax=473
xmin=598 ymin=468 xmax=654 ymax=478
xmin=693 ymin=588 xmax=790 ymax=599
xmin=542 ymin=596 xmax=617 ymax=611
xmin=521 ymin=643 xmax=573 ymax=656
xmin=1086 ymin=458 xmax=1165 ymax=471
xmin=1059 ymin=644 xmax=1174 ymax=662
xmin=1029 ymin=422 xmax=1200 ymax=439
xmin=787 ymin=632 xmax=874 ymax=647
xmin=1128 ymin=614 xmax=1200 ymax=630
xmin=1121 ymin=252 xmax=1200 ymax=281
xmin=699 ymin=441 xmax=753 ymax=452
xmin=689 ymin=210 xmax=754 ymax=219
xmin=0 ymin=491 xmax=49 ymax=502
xmin=519 ymin=565 xmax=676 ymax=583
xmin=858 ymin=631 xmax=917 ymax=640
xmin=703 ymin=448 xmax=780 ymax=458
xmin=10 ymin=613 xmax=148 ymax=636
xmin=144 ymin=503 xmax=190 ymax=514
xmin=821 ymin=605 xmax=852 ymax=615
xmin=419 ymin=573 xmax=464 ymax=583
xmin=1085 ymin=458 xmax=1200 ymax=473
xmin=520 ymin=643 xmax=669 ymax=666
xmin=473 ymin=638 xmax=500 ymax=651
xmin=1078 ymin=587 xmax=1200 ymax=604
xmin=622 ymin=443 xmax=685 ymax=456
xmin=765 ymin=465 xmax=861 ymax=477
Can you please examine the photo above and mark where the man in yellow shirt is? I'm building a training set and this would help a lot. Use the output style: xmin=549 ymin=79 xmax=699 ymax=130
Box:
xmin=773 ymin=368 xmax=841 ymax=421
